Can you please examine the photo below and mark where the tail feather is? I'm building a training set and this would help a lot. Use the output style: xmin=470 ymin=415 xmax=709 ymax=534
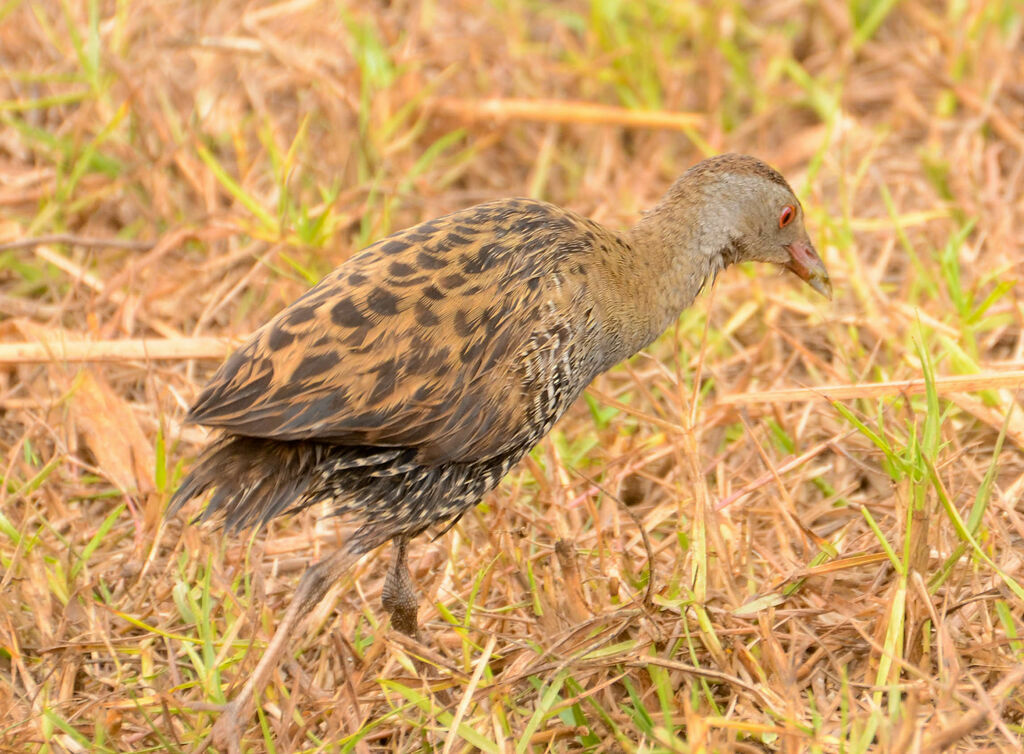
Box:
xmin=168 ymin=436 xmax=324 ymax=532
xmin=167 ymin=436 xmax=411 ymax=535
xmin=168 ymin=433 xmax=502 ymax=554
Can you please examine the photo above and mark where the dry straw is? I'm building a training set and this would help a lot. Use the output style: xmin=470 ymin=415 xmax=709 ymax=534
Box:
xmin=2 ymin=0 xmax=1023 ymax=751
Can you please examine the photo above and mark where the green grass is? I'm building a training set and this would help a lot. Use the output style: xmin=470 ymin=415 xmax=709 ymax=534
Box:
xmin=2 ymin=0 xmax=1024 ymax=751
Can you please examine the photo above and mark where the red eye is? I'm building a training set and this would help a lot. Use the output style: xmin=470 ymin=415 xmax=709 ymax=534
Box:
xmin=779 ymin=204 xmax=796 ymax=228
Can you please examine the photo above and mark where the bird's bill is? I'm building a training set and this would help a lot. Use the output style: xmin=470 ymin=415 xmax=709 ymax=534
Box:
xmin=785 ymin=240 xmax=832 ymax=300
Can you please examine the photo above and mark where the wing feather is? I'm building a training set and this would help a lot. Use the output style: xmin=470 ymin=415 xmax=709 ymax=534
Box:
xmin=188 ymin=199 xmax=603 ymax=464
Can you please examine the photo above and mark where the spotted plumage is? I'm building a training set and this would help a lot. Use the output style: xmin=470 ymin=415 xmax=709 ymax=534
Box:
xmin=169 ymin=153 xmax=831 ymax=641
xmin=172 ymin=198 xmax=613 ymax=550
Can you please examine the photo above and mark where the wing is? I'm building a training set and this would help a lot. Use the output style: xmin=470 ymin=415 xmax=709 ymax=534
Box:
xmin=187 ymin=198 xmax=604 ymax=464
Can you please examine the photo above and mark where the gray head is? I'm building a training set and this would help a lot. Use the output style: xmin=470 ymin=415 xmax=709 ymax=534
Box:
xmin=657 ymin=154 xmax=832 ymax=299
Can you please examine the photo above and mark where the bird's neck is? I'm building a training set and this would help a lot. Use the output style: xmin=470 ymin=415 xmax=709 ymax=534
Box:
xmin=595 ymin=195 xmax=736 ymax=366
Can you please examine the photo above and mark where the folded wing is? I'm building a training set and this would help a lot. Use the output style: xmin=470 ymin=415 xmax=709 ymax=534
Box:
xmin=188 ymin=199 xmax=599 ymax=464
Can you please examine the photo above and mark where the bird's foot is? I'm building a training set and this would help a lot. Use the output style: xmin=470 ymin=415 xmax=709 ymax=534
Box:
xmin=381 ymin=536 xmax=421 ymax=637
xmin=383 ymin=596 xmax=420 ymax=637
xmin=210 ymin=701 xmax=243 ymax=754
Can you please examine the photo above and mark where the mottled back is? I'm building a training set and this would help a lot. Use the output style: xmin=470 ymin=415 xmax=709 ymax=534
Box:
xmin=188 ymin=199 xmax=611 ymax=464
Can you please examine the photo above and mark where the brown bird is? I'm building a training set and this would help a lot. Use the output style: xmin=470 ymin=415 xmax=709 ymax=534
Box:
xmin=169 ymin=153 xmax=830 ymax=736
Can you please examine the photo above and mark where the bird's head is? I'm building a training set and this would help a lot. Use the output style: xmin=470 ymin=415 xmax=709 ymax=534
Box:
xmin=690 ymin=154 xmax=832 ymax=300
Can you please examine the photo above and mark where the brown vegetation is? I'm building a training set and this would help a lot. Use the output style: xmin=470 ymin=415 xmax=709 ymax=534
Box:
xmin=1 ymin=1 xmax=1022 ymax=751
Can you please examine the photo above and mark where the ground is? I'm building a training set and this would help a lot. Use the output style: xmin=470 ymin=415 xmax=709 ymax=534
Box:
xmin=1 ymin=1 xmax=1023 ymax=752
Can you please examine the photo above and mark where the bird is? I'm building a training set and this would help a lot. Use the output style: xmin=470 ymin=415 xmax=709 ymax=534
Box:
xmin=168 ymin=153 xmax=830 ymax=737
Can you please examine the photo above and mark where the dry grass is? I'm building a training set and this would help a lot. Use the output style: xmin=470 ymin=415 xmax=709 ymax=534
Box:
xmin=2 ymin=0 xmax=1023 ymax=751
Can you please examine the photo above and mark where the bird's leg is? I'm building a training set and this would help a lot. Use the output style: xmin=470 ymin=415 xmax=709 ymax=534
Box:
xmin=211 ymin=548 xmax=359 ymax=753
xmin=380 ymin=537 xmax=455 ymax=703
xmin=380 ymin=535 xmax=420 ymax=637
